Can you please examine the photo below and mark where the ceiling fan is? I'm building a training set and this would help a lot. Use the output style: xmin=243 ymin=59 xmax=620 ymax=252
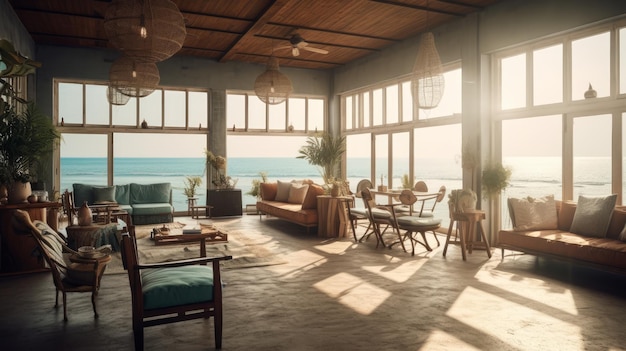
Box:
xmin=275 ymin=34 xmax=329 ymax=57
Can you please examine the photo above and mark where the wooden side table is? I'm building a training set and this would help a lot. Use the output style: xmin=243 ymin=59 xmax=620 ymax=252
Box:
xmin=317 ymin=195 xmax=352 ymax=238
xmin=191 ymin=205 xmax=213 ymax=219
xmin=443 ymin=209 xmax=492 ymax=260
xmin=187 ymin=197 xmax=198 ymax=216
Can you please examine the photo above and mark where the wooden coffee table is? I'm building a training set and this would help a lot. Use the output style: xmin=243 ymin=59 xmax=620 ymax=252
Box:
xmin=152 ymin=226 xmax=227 ymax=257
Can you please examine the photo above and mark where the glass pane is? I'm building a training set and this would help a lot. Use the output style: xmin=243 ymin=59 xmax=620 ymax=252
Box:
xmin=85 ymin=84 xmax=109 ymax=125
xmin=572 ymin=32 xmax=610 ymax=101
xmin=288 ymin=98 xmax=306 ymax=131
xmin=401 ymin=81 xmax=413 ymax=122
xmin=372 ymin=88 xmax=383 ymax=126
xmin=226 ymin=94 xmax=246 ymax=130
xmin=346 ymin=133 xmax=371 ymax=201
xmin=421 ymin=68 xmax=462 ymax=118
xmin=413 ymin=124 xmax=462 ymax=227
xmin=345 ymin=96 xmax=353 ymax=130
xmin=391 ymin=132 xmax=409 ymax=189
xmin=140 ymin=89 xmax=162 ymax=128
xmin=621 ymin=28 xmax=626 ymax=95
xmin=164 ymin=90 xmax=186 ymax=127
xmin=189 ymin=91 xmax=208 ymax=129
xmin=60 ymin=133 xmax=108 ymax=192
xmin=308 ymin=98 xmax=324 ymax=132
xmin=502 ymin=115 xmax=562 ymax=228
xmin=248 ymin=95 xmax=266 ymax=130
xmin=58 ymin=82 xmax=83 ymax=124
xmin=533 ymin=44 xmax=563 ymax=105
xmin=573 ymin=114 xmax=611 ymax=198
xmin=374 ymin=133 xmax=388 ymax=190
xmin=113 ymin=133 xmax=206 ymax=212
xmin=385 ymin=84 xmax=399 ymax=124
xmin=112 ymin=96 xmax=137 ymax=126
xmin=362 ymin=92 xmax=370 ymax=128
xmin=501 ymin=53 xmax=526 ymax=110
xmin=268 ymin=101 xmax=287 ymax=131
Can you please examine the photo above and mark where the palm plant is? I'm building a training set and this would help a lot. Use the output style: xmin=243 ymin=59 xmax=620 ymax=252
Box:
xmin=297 ymin=132 xmax=346 ymax=184
xmin=246 ymin=172 xmax=268 ymax=199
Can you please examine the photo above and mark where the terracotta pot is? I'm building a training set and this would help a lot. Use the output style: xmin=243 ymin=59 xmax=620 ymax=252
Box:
xmin=77 ymin=201 xmax=92 ymax=226
xmin=331 ymin=184 xmax=340 ymax=197
xmin=7 ymin=181 xmax=31 ymax=204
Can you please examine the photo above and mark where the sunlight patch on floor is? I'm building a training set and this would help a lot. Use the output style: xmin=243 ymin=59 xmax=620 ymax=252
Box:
xmin=447 ymin=286 xmax=582 ymax=350
xmin=420 ymin=329 xmax=482 ymax=351
xmin=362 ymin=258 xmax=427 ymax=283
xmin=314 ymin=240 xmax=354 ymax=254
xmin=474 ymin=263 xmax=578 ymax=315
xmin=268 ymin=249 xmax=327 ymax=278
xmin=313 ymin=272 xmax=391 ymax=315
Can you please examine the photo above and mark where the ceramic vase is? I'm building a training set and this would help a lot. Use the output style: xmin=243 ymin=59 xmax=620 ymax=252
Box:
xmin=77 ymin=201 xmax=92 ymax=226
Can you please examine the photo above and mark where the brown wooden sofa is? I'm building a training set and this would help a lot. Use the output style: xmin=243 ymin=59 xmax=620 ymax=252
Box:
xmin=256 ymin=181 xmax=325 ymax=232
xmin=499 ymin=198 xmax=626 ymax=273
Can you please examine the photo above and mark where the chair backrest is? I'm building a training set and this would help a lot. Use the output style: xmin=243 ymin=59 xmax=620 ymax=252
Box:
xmin=399 ymin=189 xmax=417 ymax=206
xmin=414 ymin=181 xmax=428 ymax=192
xmin=13 ymin=210 xmax=68 ymax=288
xmin=355 ymin=179 xmax=373 ymax=198
xmin=62 ymin=189 xmax=76 ymax=220
xmin=120 ymin=232 xmax=144 ymax=309
xmin=430 ymin=185 xmax=447 ymax=211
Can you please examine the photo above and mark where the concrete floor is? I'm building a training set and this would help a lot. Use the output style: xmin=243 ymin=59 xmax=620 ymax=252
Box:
xmin=1 ymin=214 xmax=625 ymax=351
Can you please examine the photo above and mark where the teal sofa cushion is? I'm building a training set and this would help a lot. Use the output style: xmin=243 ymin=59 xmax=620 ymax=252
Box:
xmin=115 ymin=184 xmax=131 ymax=205
xmin=132 ymin=203 xmax=173 ymax=215
xmin=93 ymin=185 xmax=116 ymax=204
xmin=130 ymin=183 xmax=171 ymax=204
xmin=73 ymin=183 xmax=95 ymax=206
xmin=141 ymin=265 xmax=214 ymax=310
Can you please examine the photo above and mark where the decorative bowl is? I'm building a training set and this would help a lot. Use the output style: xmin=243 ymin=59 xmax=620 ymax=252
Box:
xmin=78 ymin=246 xmax=96 ymax=258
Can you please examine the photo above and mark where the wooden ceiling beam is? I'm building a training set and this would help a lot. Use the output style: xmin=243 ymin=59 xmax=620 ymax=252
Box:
xmin=266 ymin=22 xmax=399 ymax=43
xmin=369 ymin=0 xmax=465 ymax=16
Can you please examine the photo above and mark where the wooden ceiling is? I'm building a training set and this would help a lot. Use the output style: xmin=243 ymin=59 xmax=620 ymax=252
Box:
xmin=9 ymin=0 xmax=502 ymax=70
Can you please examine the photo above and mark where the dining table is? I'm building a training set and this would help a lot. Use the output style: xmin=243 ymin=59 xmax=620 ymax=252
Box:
xmin=369 ymin=189 xmax=440 ymax=215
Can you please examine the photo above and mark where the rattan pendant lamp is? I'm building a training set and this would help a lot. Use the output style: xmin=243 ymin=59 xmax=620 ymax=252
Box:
xmin=104 ymin=0 xmax=186 ymax=63
xmin=254 ymin=56 xmax=293 ymax=105
xmin=107 ymin=85 xmax=130 ymax=105
xmin=109 ymin=55 xmax=160 ymax=98
xmin=411 ymin=2 xmax=445 ymax=110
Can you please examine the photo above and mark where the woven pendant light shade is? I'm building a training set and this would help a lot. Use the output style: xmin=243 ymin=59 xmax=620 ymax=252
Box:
xmin=411 ymin=32 xmax=445 ymax=110
xmin=254 ymin=57 xmax=293 ymax=105
xmin=104 ymin=0 xmax=186 ymax=63
xmin=107 ymin=85 xmax=130 ymax=105
xmin=109 ymin=56 xmax=160 ymax=98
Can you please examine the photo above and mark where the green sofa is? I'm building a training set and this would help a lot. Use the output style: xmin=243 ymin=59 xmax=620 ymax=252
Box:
xmin=72 ymin=183 xmax=173 ymax=225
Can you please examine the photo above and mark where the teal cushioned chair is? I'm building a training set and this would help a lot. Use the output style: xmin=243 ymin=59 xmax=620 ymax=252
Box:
xmin=120 ymin=232 xmax=232 ymax=350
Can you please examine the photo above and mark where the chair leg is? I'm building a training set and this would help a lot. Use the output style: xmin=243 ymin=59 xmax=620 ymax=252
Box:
xmin=133 ymin=326 xmax=144 ymax=351
xmin=91 ymin=292 xmax=99 ymax=318
xmin=55 ymin=288 xmax=59 ymax=308
xmin=62 ymin=292 xmax=68 ymax=322
xmin=431 ymin=230 xmax=440 ymax=246
xmin=215 ymin=306 xmax=223 ymax=349
xmin=350 ymin=218 xmax=358 ymax=243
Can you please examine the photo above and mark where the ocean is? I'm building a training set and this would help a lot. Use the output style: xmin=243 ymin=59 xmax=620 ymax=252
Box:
xmin=60 ymin=156 xmax=614 ymax=229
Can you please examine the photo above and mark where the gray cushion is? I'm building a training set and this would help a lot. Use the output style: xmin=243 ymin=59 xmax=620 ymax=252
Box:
xmin=569 ymin=194 xmax=617 ymax=237
xmin=397 ymin=216 xmax=441 ymax=228
xmin=275 ymin=180 xmax=292 ymax=202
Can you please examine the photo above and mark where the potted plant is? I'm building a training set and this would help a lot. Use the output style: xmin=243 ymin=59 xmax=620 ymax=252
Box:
xmin=401 ymin=174 xmax=412 ymax=189
xmin=481 ymin=162 xmax=512 ymax=199
xmin=183 ymin=175 xmax=202 ymax=198
xmin=246 ymin=171 xmax=268 ymax=199
xmin=296 ymin=132 xmax=346 ymax=185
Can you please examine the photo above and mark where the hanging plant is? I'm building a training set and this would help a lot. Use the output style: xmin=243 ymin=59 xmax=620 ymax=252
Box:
xmin=481 ymin=163 xmax=512 ymax=199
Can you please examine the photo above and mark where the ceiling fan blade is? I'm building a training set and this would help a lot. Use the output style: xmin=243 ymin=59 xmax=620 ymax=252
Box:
xmin=274 ymin=45 xmax=292 ymax=51
xmin=292 ymin=47 xmax=300 ymax=56
xmin=303 ymin=46 xmax=329 ymax=55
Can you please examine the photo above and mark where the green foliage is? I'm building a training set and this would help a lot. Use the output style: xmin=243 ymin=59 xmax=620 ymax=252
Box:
xmin=183 ymin=175 xmax=203 ymax=198
xmin=0 ymin=102 xmax=60 ymax=183
xmin=481 ymin=163 xmax=512 ymax=199
xmin=296 ymin=132 xmax=346 ymax=184
xmin=246 ymin=172 xmax=268 ymax=198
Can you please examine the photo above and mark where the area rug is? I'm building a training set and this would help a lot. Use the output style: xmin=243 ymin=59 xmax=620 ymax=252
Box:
xmin=104 ymin=222 xmax=286 ymax=274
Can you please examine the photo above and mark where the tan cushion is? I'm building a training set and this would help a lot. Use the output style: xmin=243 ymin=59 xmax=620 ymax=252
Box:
xmin=508 ymin=195 xmax=558 ymax=231
xmin=607 ymin=208 xmax=626 ymax=240
xmin=288 ymin=184 xmax=309 ymax=204
xmin=301 ymin=184 xmax=325 ymax=210
xmin=260 ymin=182 xmax=277 ymax=201
xmin=275 ymin=180 xmax=292 ymax=202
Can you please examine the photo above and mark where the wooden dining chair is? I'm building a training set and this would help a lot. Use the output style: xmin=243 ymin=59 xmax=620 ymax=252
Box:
xmin=395 ymin=190 xmax=442 ymax=255
xmin=418 ymin=185 xmax=447 ymax=218
xmin=12 ymin=209 xmax=110 ymax=321
xmin=347 ymin=179 xmax=374 ymax=242
xmin=120 ymin=232 xmax=232 ymax=350
xmin=62 ymin=189 xmax=77 ymax=223
xmin=361 ymin=188 xmax=407 ymax=252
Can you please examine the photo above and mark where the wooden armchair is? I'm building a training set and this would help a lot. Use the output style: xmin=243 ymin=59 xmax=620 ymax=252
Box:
xmin=120 ymin=232 xmax=232 ymax=350
xmin=12 ymin=209 xmax=110 ymax=321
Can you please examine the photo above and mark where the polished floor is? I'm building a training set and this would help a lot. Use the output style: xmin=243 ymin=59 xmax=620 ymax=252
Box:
xmin=1 ymin=214 xmax=626 ymax=351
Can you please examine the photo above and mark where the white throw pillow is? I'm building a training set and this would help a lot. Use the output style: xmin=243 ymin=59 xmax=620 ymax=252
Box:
xmin=569 ymin=194 xmax=617 ymax=237
xmin=508 ymin=195 xmax=558 ymax=231
xmin=288 ymin=184 xmax=309 ymax=204
xmin=275 ymin=180 xmax=292 ymax=202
